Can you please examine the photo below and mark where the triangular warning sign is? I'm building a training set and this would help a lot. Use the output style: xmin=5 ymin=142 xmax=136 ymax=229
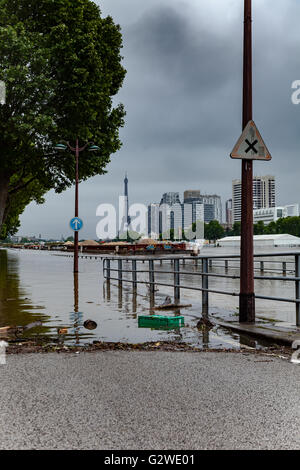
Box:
xmin=230 ymin=120 xmax=272 ymax=161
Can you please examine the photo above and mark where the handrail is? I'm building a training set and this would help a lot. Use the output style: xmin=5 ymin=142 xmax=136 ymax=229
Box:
xmin=102 ymin=251 xmax=300 ymax=261
xmin=102 ymin=253 xmax=300 ymax=326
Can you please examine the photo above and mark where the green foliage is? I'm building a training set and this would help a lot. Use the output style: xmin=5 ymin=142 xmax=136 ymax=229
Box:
xmin=225 ymin=217 xmax=300 ymax=238
xmin=275 ymin=217 xmax=300 ymax=237
xmin=254 ymin=220 xmax=265 ymax=235
xmin=0 ymin=0 xmax=126 ymax=236
xmin=264 ymin=221 xmax=277 ymax=234
xmin=204 ymin=220 xmax=224 ymax=242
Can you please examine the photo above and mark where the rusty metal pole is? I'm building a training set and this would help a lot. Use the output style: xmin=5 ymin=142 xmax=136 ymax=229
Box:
xmin=239 ymin=0 xmax=255 ymax=322
xmin=74 ymin=138 xmax=79 ymax=274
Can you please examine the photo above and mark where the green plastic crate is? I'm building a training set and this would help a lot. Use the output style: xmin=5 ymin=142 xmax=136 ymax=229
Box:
xmin=138 ymin=315 xmax=184 ymax=329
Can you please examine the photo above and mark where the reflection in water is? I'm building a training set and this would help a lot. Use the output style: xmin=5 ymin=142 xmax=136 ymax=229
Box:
xmin=202 ymin=327 xmax=210 ymax=348
xmin=238 ymin=334 xmax=257 ymax=349
xmin=118 ymin=286 xmax=122 ymax=310
xmin=69 ymin=273 xmax=82 ymax=345
xmin=0 ymin=250 xmax=50 ymax=334
xmin=132 ymin=291 xmax=137 ymax=314
xmin=149 ymin=293 xmax=155 ymax=311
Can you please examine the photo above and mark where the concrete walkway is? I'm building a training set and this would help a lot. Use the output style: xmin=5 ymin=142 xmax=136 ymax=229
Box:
xmin=0 ymin=351 xmax=299 ymax=450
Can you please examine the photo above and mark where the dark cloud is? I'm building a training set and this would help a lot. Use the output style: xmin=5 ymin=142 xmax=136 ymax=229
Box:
xmin=18 ymin=0 xmax=300 ymax=238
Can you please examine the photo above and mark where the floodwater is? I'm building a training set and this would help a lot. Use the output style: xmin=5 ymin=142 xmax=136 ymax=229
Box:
xmin=0 ymin=246 xmax=298 ymax=349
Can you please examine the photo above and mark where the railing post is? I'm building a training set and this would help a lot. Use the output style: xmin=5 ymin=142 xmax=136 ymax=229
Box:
xmin=132 ymin=259 xmax=137 ymax=291
xmin=118 ymin=259 xmax=123 ymax=287
xmin=209 ymin=260 xmax=212 ymax=269
xmin=174 ymin=258 xmax=180 ymax=303
xmin=225 ymin=260 xmax=228 ymax=273
xmin=106 ymin=259 xmax=111 ymax=281
xmin=149 ymin=259 xmax=155 ymax=295
xmin=202 ymin=258 xmax=209 ymax=317
xmin=283 ymin=262 xmax=287 ymax=276
xmin=260 ymin=261 xmax=264 ymax=273
xmin=295 ymin=255 xmax=300 ymax=326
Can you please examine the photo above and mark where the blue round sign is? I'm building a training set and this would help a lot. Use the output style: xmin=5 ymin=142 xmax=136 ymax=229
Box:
xmin=70 ymin=217 xmax=83 ymax=232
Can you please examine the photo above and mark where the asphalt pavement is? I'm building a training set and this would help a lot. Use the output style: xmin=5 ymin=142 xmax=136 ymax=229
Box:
xmin=0 ymin=350 xmax=299 ymax=450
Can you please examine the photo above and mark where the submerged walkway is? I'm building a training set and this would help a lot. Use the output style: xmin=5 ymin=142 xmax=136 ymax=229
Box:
xmin=0 ymin=351 xmax=299 ymax=450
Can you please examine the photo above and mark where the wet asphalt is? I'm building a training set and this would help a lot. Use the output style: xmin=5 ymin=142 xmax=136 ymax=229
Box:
xmin=0 ymin=351 xmax=299 ymax=450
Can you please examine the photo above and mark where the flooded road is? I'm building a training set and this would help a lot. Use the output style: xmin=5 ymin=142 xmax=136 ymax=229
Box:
xmin=0 ymin=247 xmax=298 ymax=348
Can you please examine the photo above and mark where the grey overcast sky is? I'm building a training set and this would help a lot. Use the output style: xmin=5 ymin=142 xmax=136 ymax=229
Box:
xmin=17 ymin=0 xmax=300 ymax=239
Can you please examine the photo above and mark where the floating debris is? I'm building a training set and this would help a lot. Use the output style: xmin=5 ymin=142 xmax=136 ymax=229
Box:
xmin=57 ymin=328 xmax=68 ymax=335
xmin=83 ymin=320 xmax=97 ymax=330
xmin=139 ymin=315 xmax=184 ymax=329
xmin=196 ymin=316 xmax=214 ymax=330
xmin=153 ymin=296 xmax=192 ymax=310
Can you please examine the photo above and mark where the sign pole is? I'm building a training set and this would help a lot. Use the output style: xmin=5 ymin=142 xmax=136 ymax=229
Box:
xmin=74 ymin=138 xmax=79 ymax=274
xmin=240 ymin=0 xmax=255 ymax=322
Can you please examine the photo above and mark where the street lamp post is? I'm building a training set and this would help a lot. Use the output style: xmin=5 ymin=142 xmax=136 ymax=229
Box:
xmin=55 ymin=139 xmax=100 ymax=274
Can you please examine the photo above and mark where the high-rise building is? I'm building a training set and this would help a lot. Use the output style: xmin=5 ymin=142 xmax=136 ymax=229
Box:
xmin=232 ymin=175 xmax=275 ymax=223
xmin=183 ymin=191 xmax=222 ymax=223
xmin=203 ymin=204 xmax=216 ymax=223
xmin=184 ymin=190 xmax=201 ymax=202
xmin=226 ymin=199 xmax=233 ymax=226
xmin=183 ymin=203 xmax=193 ymax=230
xmin=160 ymin=192 xmax=181 ymax=206
xmin=148 ymin=192 xmax=206 ymax=240
xmin=147 ymin=203 xmax=160 ymax=239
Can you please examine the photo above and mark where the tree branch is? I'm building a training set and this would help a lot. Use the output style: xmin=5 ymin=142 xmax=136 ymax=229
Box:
xmin=9 ymin=175 xmax=38 ymax=196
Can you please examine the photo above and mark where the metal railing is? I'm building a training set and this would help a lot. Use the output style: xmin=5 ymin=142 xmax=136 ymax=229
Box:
xmin=102 ymin=252 xmax=300 ymax=326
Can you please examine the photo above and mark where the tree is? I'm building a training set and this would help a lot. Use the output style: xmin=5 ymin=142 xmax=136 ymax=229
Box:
xmin=254 ymin=220 xmax=265 ymax=235
xmin=264 ymin=220 xmax=277 ymax=234
xmin=231 ymin=222 xmax=241 ymax=236
xmin=276 ymin=217 xmax=300 ymax=237
xmin=0 ymin=0 xmax=126 ymax=236
xmin=205 ymin=220 xmax=224 ymax=243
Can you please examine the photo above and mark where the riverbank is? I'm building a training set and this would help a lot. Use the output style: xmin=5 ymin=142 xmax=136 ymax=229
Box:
xmin=5 ymin=337 xmax=292 ymax=359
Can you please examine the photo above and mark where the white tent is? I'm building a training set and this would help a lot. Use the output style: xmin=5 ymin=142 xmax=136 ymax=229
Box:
xmin=218 ymin=234 xmax=300 ymax=247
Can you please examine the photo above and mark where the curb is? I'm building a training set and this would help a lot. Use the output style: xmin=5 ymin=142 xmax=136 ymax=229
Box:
xmin=213 ymin=319 xmax=300 ymax=347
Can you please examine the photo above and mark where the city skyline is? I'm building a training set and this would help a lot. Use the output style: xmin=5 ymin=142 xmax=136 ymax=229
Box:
xmin=15 ymin=172 xmax=300 ymax=240
xmin=15 ymin=0 xmax=300 ymax=239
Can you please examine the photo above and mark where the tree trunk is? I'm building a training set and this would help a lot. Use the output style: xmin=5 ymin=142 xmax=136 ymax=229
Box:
xmin=0 ymin=172 xmax=9 ymax=231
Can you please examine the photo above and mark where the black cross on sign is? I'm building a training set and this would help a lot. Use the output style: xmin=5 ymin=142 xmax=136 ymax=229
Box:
xmin=245 ymin=138 xmax=258 ymax=154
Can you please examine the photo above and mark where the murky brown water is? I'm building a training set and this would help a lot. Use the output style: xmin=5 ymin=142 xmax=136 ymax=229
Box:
xmin=0 ymin=246 xmax=298 ymax=348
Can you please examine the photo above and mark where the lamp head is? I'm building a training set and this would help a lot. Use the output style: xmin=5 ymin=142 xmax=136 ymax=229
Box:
xmin=88 ymin=145 xmax=100 ymax=152
xmin=55 ymin=143 xmax=67 ymax=152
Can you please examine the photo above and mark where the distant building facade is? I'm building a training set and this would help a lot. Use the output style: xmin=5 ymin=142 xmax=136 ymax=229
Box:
xmin=148 ymin=192 xmax=205 ymax=239
xmin=232 ymin=175 xmax=276 ymax=223
xmin=183 ymin=190 xmax=222 ymax=223
xmin=253 ymin=204 xmax=300 ymax=225
xmin=160 ymin=192 xmax=181 ymax=206
xmin=147 ymin=203 xmax=160 ymax=239
xmin=226 ymin=199 xmax=233 ymax=227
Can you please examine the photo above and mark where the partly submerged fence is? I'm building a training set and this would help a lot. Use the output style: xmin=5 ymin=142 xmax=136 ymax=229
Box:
xmin=102 ymin=252 xmax=300 ymax=326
